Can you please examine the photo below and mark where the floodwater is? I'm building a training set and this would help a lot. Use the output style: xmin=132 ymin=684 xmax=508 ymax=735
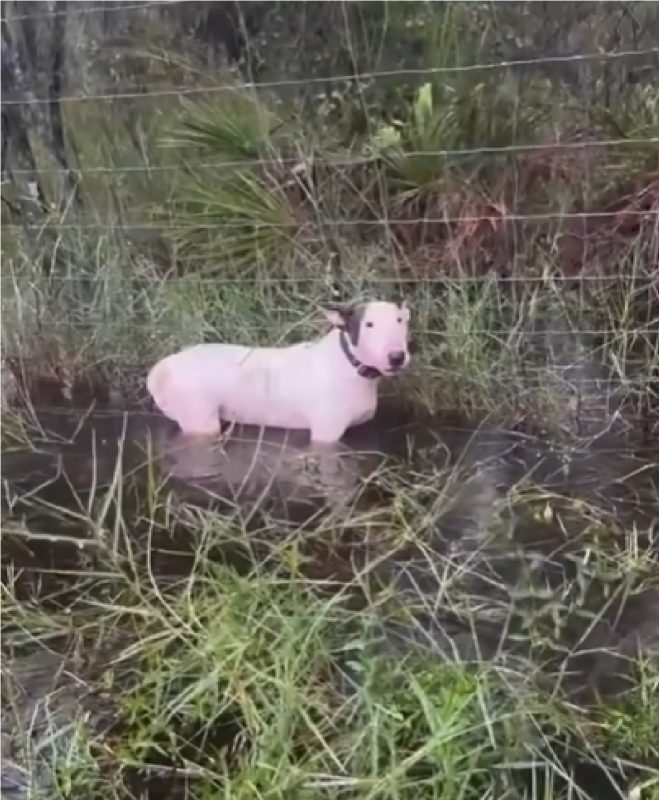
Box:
xmin=2 ymin=400 xmax=658 ymax=799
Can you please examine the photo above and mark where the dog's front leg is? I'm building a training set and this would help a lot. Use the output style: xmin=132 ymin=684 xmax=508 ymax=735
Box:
xmin=307 ymin=418 xmax=355 ymax=507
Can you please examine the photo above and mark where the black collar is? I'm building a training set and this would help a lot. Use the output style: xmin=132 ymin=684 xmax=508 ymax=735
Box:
xmin=338 ymin=330 xmax=382 ymax=379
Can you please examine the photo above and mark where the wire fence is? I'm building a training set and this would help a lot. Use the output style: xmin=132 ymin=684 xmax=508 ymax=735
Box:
xmin=4 ymin=210 xmax=659 ymax=231
xmin=0 ymin=1 xmax=177 ymax=23
xmin=2 ymin=12 xmax=658 ymax=420
xmin=6 ymin=137 xmax=659 ymax=176
xmin=4 ymin=318 xmax=658 ymax=340
xmin=3 ymin=46 xmax=658 ymax=105
xmin=2 ymin=274 xmax=657 ymax=286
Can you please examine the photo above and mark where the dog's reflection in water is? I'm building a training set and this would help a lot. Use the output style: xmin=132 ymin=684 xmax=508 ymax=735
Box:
xmin=153 ymin=422 xmax=382 ymax=510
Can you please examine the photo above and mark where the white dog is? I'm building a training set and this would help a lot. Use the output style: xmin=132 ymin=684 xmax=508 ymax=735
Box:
xmin=147 ymin=300 xmax=411 ymax=444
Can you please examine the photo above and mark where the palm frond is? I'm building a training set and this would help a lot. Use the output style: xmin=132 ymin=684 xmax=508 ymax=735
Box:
xmin=163 ymin=93 xmax=286 ymax=162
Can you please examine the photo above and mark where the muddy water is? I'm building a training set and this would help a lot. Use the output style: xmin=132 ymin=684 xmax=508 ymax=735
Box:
xmin=2 ymin=403 xmax=658 ymax=799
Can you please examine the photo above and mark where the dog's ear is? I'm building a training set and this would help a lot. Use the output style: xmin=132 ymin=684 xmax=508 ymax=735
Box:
xmin=397 ymin=297 xmax=410 ymax=322
xmin=321 ymin=302 xmax=353 ymax=329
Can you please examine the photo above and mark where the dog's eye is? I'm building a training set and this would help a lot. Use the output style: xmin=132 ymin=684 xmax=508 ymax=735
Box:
xmin=365 ymin=321 xmax=374 ymax=328
xmin=397 ymin=317 xmax=402 ymax=324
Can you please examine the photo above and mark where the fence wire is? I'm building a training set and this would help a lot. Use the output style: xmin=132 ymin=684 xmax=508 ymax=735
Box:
xmin=4 ymin=210 xmax=659 ymax=231
xmin=2 ymin=47 xmax=658 ymax=106
xmin=5 ymin=136 xmax=659 ymax=176
xmin=2 ymin=274 xmax=657 ymax=286
xmin=0 ymin=0 xmax=180 ymax=23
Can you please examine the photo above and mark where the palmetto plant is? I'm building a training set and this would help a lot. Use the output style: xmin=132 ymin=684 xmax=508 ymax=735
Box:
xmin=164 ymin=92 xmax=307 ymax=275
xmin=366 ymin=74 xmax=555 ymax=269
xmin=372 ymin=78 xmax=550 ymax=193
xmin=170 ymin=169 xmax=302 ymax=276
xmin=164 ymin=94 xmax=285 ymax=162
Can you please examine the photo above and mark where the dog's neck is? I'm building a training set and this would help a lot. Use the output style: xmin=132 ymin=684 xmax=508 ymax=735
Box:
xmin=336 ymin=329 xmax=382 ymax=380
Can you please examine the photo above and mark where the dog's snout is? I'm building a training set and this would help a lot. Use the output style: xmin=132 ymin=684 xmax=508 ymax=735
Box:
xmin=388 ymin=351 xmax=406 ymax=369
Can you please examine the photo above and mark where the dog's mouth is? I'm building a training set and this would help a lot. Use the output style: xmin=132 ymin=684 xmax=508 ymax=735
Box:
xmin=383 ymin=363 xmax=409 ymax=376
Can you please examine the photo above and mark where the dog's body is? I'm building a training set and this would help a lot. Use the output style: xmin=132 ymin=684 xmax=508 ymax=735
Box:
xmin=147 ymin=300 xmax=410 ymax=443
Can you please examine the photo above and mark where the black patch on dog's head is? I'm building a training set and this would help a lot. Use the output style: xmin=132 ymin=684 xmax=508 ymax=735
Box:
xmin=324 ymin=302 xmax=367 ymax=346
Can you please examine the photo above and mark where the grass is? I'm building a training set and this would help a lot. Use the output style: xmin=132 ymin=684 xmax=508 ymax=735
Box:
xmin=2 ymin=423 xmax=659 ymax=799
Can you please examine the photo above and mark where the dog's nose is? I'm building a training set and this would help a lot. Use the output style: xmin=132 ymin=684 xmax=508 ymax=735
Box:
xmin=388 ymin=351 xmax=406 ymax=369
